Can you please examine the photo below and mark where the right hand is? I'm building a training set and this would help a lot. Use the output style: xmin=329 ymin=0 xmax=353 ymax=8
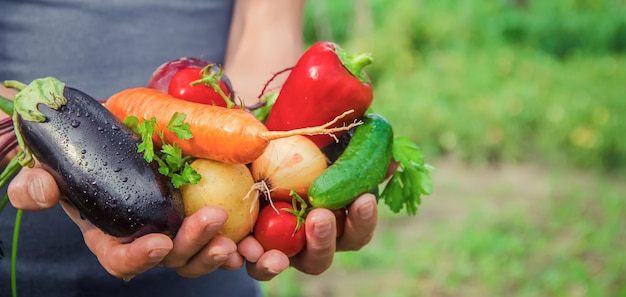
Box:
xmin=7 ymin=165 xmax=242 ymax=280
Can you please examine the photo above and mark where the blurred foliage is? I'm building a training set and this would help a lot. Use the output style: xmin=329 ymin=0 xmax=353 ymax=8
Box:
xmin=263 ymin=168 xmax=626 ymax=297
xmin=262 ymin=2 xmax=626 ymax=297
xmin=302 ymin=0 xmax=626 ymax=172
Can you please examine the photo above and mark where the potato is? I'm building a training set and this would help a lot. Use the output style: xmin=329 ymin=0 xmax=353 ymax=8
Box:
xmin=180 ymin=158 xmax=260 ymax=242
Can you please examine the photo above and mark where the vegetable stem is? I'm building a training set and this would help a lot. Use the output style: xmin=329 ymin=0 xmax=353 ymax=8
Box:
xmin=11 ymin=209 xmax=23 ymax=297
xmin=334 ymin=47 xmax=373 ymax=84
xmin=3 ymin=80 xmax=26 ymax=92
xmin=190 ymin=64 xmax=236 ymax=109
xmin=0 ymin=95 xmax=14 ymax=115
xmin=0 ymin=192 xmax=9 ymax=214
xmin=0 ymin=157 xmax=22 ymax=189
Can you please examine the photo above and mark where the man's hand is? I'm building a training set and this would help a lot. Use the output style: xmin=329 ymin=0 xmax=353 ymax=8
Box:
xmin=238 ymin=193 xmax=378 ymax=281
xmin=7 ymin=166 xmax=243 ymax=280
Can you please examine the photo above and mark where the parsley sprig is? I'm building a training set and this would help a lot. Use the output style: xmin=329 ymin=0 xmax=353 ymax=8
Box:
xmin=379 ymin=136 xmax=434 ymax=215
xmin=123 ymin=112 xmax=201 ymax=188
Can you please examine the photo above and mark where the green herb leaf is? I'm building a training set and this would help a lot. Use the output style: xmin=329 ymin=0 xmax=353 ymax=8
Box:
xmin=161 ymin=144 xmax=183 ymax=172
xmin=167 ymin=112 xmax=193 ymax=140
xmin=123 ymin=113 xmax=201 ymax=188
xmin=182 ymin=163 xmax=202 ymax=184
xmin=125 ymin=116 xmax=158 ymax=163
xmin=379 ymin=136 xmax=434 ymax=215
xmin=251 ymin=92 xmax=278 ymax=123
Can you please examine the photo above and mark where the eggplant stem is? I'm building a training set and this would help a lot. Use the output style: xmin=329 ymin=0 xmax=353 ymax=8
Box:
xmin=3 ymin=80 xmax=27 ymax=92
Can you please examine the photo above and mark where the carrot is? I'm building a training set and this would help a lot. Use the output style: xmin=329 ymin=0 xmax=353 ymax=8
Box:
xmin=105 ymin=87 xmax=359 ymax=164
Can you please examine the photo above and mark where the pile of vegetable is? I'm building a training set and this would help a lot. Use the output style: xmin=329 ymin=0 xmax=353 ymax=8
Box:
xmin=0 ymin=41 xmax=433 ymax=293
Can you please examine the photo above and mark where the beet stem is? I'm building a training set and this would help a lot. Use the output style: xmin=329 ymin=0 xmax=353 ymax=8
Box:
xmin=0 ymin=131 xmax=18 ymax=162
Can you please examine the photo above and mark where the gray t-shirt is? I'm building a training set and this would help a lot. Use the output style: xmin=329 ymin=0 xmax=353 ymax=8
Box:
xmin=0 ymin=1 xmax=263 ymax=296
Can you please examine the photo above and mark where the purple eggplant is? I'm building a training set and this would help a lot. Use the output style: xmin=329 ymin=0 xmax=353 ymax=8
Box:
xmin=5 ymin=77 xmax=184 ymax=239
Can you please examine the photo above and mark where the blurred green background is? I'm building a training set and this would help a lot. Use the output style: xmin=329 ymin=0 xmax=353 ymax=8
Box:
xmin=262 ymin=0 xmax=626 ymax=296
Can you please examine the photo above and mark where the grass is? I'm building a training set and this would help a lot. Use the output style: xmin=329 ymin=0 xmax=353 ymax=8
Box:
xmin=262 ymin=160 xmax=626 ymax=297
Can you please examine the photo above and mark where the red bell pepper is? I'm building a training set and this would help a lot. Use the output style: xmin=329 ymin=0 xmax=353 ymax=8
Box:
xmin=264 ymin=41 xmax=374 ymax=148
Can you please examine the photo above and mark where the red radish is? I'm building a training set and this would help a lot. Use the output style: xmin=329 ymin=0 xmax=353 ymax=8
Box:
xmin=249 ymin=135 xmax=327 ymax=203
xmin=264 ymin=42 xmax=374 ymax=149
xmin=167 ymin=64 xmax=236 ymax=108
xmin=147 ymin=57 xmax=209 ymax=93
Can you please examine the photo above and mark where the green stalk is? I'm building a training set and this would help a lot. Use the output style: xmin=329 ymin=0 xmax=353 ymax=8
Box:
xmin=11 ymin=209 xmax=23 ymax=297
xmin=190 ymin=65 xmax=236 ymax=108
xmin=3 ymin=80 xmax=26 ymax=92
xmin=0 ymin=95 xmax=14 ymax=116
xmin=0 ymin=157 xmax=24 ymax=296
xmin=334 ymin=46 xmax=373 ymax=84
xmin=0 ymin=192 xmax=9 ymax=214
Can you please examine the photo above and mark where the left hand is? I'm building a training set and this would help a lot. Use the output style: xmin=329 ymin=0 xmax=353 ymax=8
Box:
xmin=238 ymin=193 xmax=378 ymax=280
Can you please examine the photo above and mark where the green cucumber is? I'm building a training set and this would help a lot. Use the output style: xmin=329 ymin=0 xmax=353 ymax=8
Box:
xmin=308 ymin=113 xmax=393 ymax=209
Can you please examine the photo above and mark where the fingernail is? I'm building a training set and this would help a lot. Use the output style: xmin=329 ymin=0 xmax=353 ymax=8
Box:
xmin=358 ymin=200 xmax=375 ymax=220
xmin=148 ymin=249 xmax=169 ymax=263
xmin=29 ymin=177 xmax=47 ymax=205
xmin=205 ymin=221 xmax=225 ymax=233
xmin=265 ymin=267 xmax=281 ymax=276
xmin=213 ymin=253 xmax=231 ymax=263
xmin=314 ymin=219 xmax=332 ymax=238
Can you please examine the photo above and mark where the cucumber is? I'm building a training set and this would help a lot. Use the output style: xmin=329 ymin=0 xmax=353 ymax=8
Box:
xmin=308 ymin=113 xmax=393 ymax=209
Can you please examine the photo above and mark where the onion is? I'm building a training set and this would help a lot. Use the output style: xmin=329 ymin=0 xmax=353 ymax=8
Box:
xmin=250 ymin=135 xmax=328 ymax=202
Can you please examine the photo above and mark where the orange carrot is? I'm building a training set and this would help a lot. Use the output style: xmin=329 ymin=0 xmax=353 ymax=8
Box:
xmin=106 ymin=87 xmax=359 ymax=164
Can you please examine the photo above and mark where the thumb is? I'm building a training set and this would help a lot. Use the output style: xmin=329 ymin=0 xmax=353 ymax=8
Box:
xmin=8 ymin=166 xmax=61 ymax=210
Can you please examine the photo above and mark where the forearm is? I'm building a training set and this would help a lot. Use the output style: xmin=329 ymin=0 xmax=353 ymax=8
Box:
xmin=223 ymin=0 xmax=305 ymax=105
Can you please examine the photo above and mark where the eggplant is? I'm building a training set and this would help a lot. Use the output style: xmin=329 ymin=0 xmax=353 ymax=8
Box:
xmin=12 ymin=77 xmax=184 ymax=239
xmin=321 ymin=128 xmax=355 ymax=164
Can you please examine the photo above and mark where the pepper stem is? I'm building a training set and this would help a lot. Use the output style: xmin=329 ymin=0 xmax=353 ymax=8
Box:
xmin=334 ymin=46 xmax=373 ymax=84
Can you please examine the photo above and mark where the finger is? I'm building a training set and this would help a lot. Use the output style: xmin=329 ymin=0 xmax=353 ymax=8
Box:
xmin=8 ymin=166 xmax=61 ymax=210
xmin=246 ymin=250 xmax=290 ymax=281
xmin=220 ymin=251 xmax=245 ymax=271
xmin=60 ymin=200 xmax=173 ymax=280
xmin=175 ymin=236 xmax=237 ymax=278
xmin=336 ymin=193 xmax=378 ymax=251
xmin=161 ymin=206 xmax=228 ymax=268
xmin=237 ymin=235 xmax=265 ymax=263
xmin=290 ymin=208 xmax=336 ymax=275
